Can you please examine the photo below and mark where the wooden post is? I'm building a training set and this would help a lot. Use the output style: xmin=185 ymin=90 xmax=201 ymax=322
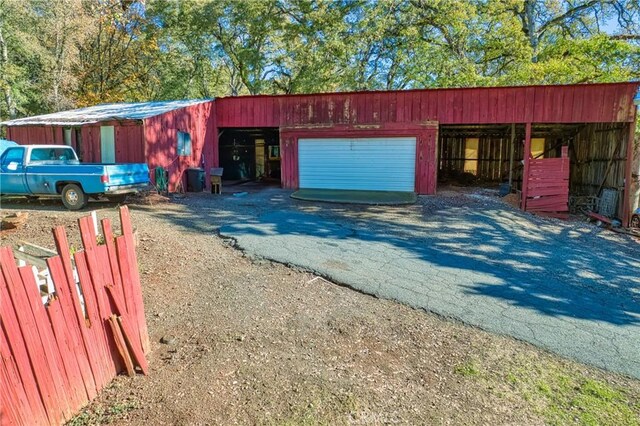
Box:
xmin=521 ymin=122 xmax=532 ymax=210
xmin=508 ymin=123 xmax=515 ymax=187
xmin=622 ymin=115 xmax=637 ymax=227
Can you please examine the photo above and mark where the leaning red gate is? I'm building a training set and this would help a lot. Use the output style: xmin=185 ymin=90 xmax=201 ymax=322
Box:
xmin=1 ymin=206 xmax=149 ymax=426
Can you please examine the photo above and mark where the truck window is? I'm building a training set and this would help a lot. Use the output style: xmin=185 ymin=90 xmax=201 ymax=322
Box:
xmin=1 ymin=147 xmax=25 ymax=167
xmin=29 ymin=147 xmax=78 ymax=163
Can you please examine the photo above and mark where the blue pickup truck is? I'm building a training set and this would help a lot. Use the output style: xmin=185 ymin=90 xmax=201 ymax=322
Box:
xmin=0 ymin=144 xmax=150 ymax=210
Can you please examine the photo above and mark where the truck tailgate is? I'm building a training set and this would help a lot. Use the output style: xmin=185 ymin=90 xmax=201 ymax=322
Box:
xmin=105 ymin=164 xmax=150 ymax=186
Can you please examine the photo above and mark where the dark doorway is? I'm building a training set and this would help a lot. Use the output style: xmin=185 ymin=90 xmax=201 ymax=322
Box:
xmin=74 ymin=128 xmax=84 ymax=161
xmin=218 ymin=128 xmax=280 ymax=182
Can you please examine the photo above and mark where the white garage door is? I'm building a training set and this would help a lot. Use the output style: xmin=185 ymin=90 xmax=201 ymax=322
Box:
xmin=298 ymin=137 xmax=416 ymax=192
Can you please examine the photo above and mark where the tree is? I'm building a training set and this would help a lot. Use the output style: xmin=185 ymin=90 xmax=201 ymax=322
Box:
xmin=75 ymin=0 xmax=158 ymax=105
xmin=1 ymin=0 xmax=639 ymax=121
xmin=32 ymin=0 xmax=90 ymax=111
xmin=0 ymin=0 xmax=38 ymax=118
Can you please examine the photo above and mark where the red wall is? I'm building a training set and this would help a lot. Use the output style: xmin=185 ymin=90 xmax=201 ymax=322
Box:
xmin=6 ymin=126 xmax=64 ymax=145
xmin=215 ymin=82 xmax=639 ymax=128
xmin=143 ymin=101 xmax=215 ymax=192
xmin=212 ymin=82 xmax=638 ymax=195
xmin=6 ymin=121 xmax=144 ymax=164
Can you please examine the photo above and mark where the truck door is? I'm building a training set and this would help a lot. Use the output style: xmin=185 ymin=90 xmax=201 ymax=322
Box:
xmin=0 ymin=147 xmax=28 ymax=194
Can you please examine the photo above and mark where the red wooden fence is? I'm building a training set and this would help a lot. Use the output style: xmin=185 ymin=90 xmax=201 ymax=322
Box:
xmin=1 ymin=206 xmax=149 ymax=426
xmin=524 ymin=146 xmax=570 ymax=218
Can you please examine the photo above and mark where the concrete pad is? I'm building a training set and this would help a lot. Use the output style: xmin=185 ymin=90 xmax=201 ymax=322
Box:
xmin=291 ymin=189 xmax=417 ymax=205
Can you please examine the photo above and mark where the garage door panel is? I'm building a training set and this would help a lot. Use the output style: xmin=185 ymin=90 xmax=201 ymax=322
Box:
xmin=298 ymin=137 xmax=416 ymax=192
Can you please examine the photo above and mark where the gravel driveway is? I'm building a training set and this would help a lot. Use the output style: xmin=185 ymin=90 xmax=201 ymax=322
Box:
xmin=210 ymin=186 xmax=640 ymax=379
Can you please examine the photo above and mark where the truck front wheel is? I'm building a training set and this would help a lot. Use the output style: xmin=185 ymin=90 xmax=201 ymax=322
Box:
xmin=61 ymin=184 xmax=88 ymax=210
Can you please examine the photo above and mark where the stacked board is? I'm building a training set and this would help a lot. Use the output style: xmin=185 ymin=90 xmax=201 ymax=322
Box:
xmin=524 ymin=146 xmax=570 ymax=218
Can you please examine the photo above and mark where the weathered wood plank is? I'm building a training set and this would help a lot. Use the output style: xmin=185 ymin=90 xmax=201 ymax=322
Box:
xmin=0 ymin=275 xmax=49 ymax=425
xmin=17 ymin=267 xmax=75 ymax=422
xmin=107 ymin=315 xmax=136 ymax=377
xmin=118 ymin=207 xmax=149 ymax=354
xmin=45 ymin=252 xmax=99 ymax=400
xmin=0 ymin=248 xmax=64 ymax=425
xmin=106 ymin=286 xmax=149 ymax=375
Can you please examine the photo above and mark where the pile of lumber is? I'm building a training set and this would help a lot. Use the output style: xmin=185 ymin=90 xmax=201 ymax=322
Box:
xmin=524 ymin=147 xmax=570 ymax=218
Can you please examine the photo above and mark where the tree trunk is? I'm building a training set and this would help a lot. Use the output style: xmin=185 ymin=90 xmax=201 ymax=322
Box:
xmin=0 ymin=25 xmax=16 ymax=118
xmin=523 ymin=0 xmax=539 ymax=63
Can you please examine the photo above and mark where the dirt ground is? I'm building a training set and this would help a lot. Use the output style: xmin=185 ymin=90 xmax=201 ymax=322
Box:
xmin=1 ymin=192 xmax=639 ymax=425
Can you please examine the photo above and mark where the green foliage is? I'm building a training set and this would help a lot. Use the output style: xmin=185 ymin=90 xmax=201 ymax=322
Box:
xmin=504 ymin=364 xmax=640 ymax=426
xmin=454 ymin=360 xmax=481 ymax=377
xmin=68 ymin=400 xmax=138 ymax=425
xmin=0 ymin=0 xmax=639 ymax=120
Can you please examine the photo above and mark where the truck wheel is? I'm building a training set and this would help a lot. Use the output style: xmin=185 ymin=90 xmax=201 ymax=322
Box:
xmin=61 ymin=184 xmax=87 ymax=210
xmin=632 ymin=215 xmax=640 ymax=228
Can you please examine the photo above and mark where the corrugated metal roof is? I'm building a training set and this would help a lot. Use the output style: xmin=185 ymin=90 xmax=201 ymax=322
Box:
xmin=0 ymin=99 xmax=212 ymax=127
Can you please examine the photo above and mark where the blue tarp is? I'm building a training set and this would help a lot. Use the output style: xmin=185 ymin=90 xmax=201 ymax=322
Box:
xmin=0 ymin=139 xmax=17 ymax=155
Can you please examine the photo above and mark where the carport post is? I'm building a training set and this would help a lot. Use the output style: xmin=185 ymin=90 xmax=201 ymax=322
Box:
xmin=622 ymin=115 xmax=637 ymax=227
xmin=521 ymin=122 xmax=532 ymax=210
xmin=508 ymin=123 xmax=515 ymax=187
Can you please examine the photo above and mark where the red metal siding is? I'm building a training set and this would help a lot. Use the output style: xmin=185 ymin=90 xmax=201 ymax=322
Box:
xmin=212 ymin=82 xmax=638 ymax=196
xmin=280 ymin=123 xmax=438 ymax=195
xmin=6 ymin=126 xmax=63 ymax=145
xmin=215 ymin=82 xmax=638 ymax=127
xmin=143 ymin=101 xmax=215 ymax=192
xmin=6 ymin=121 xmax=144 ymax=164
xmin=114 ymin=124 xmax=145 ymax=163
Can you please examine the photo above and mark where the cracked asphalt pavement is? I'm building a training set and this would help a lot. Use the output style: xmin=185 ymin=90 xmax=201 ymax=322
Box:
xmin=211 ymin=188 xmax=640 ymax=379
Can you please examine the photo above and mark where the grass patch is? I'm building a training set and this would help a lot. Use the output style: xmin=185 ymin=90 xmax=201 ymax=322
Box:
xmin=454 ymin=360 xmax=481 ymax=377
xmin=545 ymin=378 xmax=638 ymax=426
xmin=505 ymin=365 xmax=639 ymax=426
xmin=67 ymin=401 xmax=138 ymax=426
xmin=264 ymin=384 xmax=369 ymax=426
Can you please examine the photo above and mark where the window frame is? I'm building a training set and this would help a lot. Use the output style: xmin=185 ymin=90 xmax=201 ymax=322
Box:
xmin=177 ymin=131 xmax=192 ymax=157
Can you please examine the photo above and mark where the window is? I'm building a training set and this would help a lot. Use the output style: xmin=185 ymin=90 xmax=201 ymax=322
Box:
xmin=531 ymin=138 xmax=545 ymax=159
xmin=177 ymin=131 xmax=192 ymax=156
xmin=29 ymin=147 xmax=77 ymax=163
xmin=1 ymin=147 xmax=25 ymax=167
xmin=464 ymin=138 xmax=479 ymax=175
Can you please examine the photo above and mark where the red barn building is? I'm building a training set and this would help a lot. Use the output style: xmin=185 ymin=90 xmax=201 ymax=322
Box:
xmin=3 ymin=82 xmax=639 ymax=225
xmin=3 ymin=100 xmax=214 ymax=191
xmin=211 ymin=82 xmax=639 ymax=225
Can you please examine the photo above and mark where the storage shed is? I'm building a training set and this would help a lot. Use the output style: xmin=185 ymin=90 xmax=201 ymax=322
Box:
xmin=2 ymin=100 xmax=214 ymax=191
xmin=212 ymin=82 xmax=639 ymax=226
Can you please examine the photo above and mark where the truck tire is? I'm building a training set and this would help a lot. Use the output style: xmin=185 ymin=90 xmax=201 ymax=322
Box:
xmin=61 ymin=184 xmax=87 ymax=210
